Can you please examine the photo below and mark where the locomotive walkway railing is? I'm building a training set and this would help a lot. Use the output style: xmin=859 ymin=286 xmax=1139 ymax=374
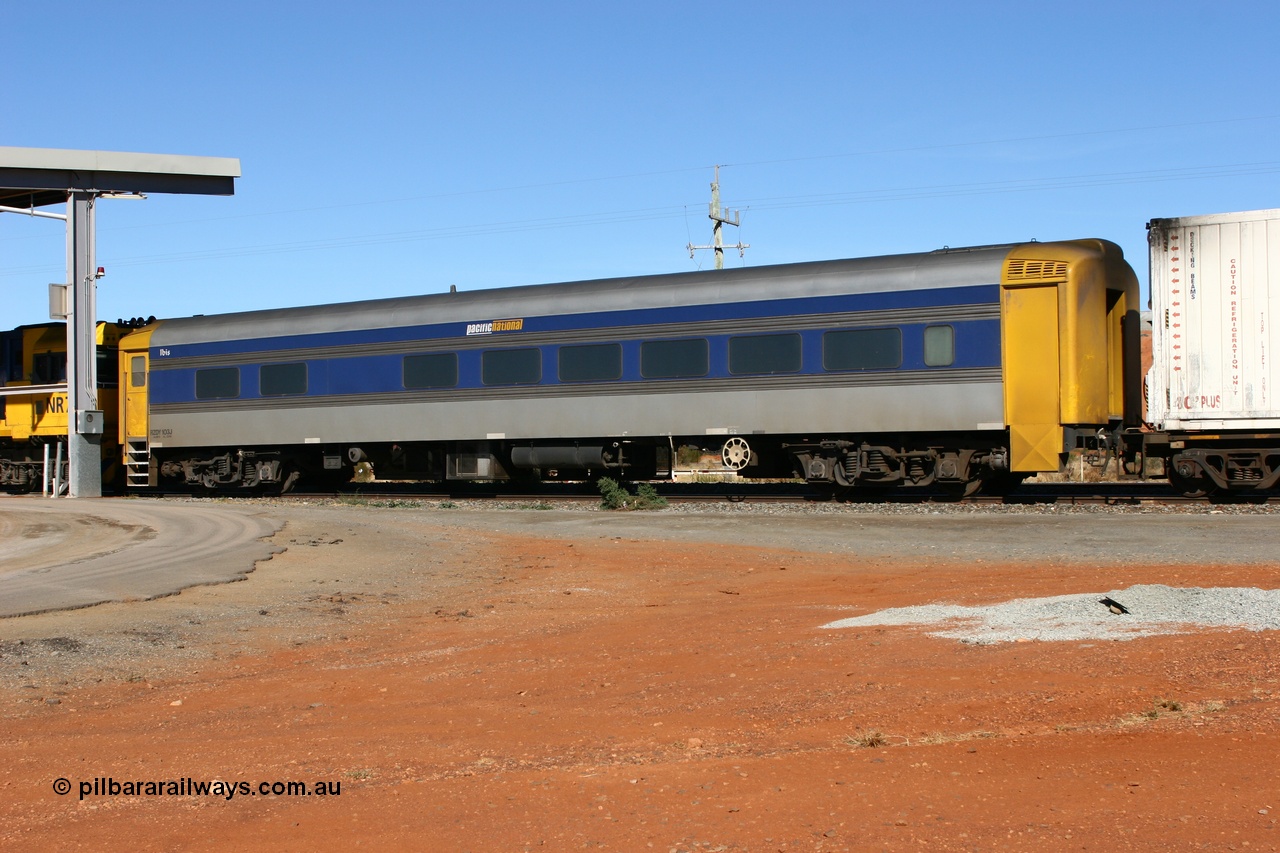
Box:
xmin=0 ymin=384 xmax=68 ymax=397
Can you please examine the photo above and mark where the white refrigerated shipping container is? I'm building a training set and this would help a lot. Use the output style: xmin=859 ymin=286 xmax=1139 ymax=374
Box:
xmin=1146 ymin=209 xmax=1280 ymax=430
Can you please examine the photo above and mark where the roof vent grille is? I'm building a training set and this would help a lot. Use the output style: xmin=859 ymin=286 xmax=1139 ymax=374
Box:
xmin=1006 ymin=258 xmax=1068 ymax=281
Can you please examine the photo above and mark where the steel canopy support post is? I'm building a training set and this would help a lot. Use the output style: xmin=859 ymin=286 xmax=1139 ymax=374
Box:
xmin=3 ymin=149 xmax=240 ymax=498
xmin=65 ymin=190 xmax=101 ymax=498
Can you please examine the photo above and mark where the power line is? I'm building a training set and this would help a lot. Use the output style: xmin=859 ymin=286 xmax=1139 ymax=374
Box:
xmin=1 ymin=158 xmax=1277 ymax=278
xmin=719 ymin=113 xmax=1280 ymax=171
xmin=735 ymin=161 xmax=1280 ymax=211
xmin=3 ymin=113 xmax=1274 ymax=245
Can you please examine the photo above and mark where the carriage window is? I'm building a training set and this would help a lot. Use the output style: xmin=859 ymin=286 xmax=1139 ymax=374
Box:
xmin=923 ymin=325 xmax=955 ymax=367
xmin=260 ymin=362 xmax=307 ymax=396
xmin=558 ymin=343 xmax=621 ymax=383
xmin=729 ymin=333 xmax=802 ymax=375
xmin=130 ymin=356 xmax=146 ymax=388
xmin=195 ymin=367 xmax=240 ymax=399
xmin=403 ymin=352 xmax=458 ymax=389
xmin=482 ymin=347 xmax=541 ymax=385
xmin=640 ymin=338 xmax=708 ymax=379
xmin=823 ymin=328 xmax=901 ymax=371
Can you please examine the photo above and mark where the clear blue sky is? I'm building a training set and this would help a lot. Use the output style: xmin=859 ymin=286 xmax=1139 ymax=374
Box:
xmin=3 ymin=1 xmax=1278 ymax=326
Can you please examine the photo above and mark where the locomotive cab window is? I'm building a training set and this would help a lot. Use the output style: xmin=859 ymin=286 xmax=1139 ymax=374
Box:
xmin=195 ymin=367 xmax=240 ymax=400
xmin=260 ymin=362 xmax=307 ymax=396
xmin=823 ymin=328 xmax=902 ymax=371
xmin=558 ymin=343 xmax=621 ymax=383
xmin=482 ymin=347 xmax=541 ymax=386
xmin=32 ymin=351 xmax=66 ymax=385
xmin=640 ymin=338 xmax=708 ymax=379
xmin=729 ymin=333 xmax=802 ymax=375
xmin=403 ymin=352 xmax=458 ymax=389
xmin=923 ymin=325 xmax=955 ymax=367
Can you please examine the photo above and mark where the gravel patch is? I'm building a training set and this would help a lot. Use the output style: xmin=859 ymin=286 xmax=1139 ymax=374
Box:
xmin=821 ymin=584 xmax=1280 ymax=644
xmin=299 ymin=496 xmax=1280 ymax=516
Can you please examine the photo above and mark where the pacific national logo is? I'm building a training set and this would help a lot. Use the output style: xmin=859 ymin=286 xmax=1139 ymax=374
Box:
xmin=465 ymin=318 xmax=524 ymax=336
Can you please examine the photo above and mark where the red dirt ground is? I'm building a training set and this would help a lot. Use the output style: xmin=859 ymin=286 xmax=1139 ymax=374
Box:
xmin=2 ymin=518 xmax=1278 ymax=851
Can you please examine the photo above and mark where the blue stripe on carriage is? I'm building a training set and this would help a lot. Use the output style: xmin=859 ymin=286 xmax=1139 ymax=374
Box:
xmin=149 ymin=316 xmax=1002 ymax=405
xmin=152 ymin=284 xmax=1000 ymax=361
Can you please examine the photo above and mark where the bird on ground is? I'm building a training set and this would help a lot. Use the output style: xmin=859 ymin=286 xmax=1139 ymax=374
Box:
xmin=1099 ymin=596 xmax=1129 ymax=615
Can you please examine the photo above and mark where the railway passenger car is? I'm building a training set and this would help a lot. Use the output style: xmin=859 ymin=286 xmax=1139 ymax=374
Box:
xmin=114 ymin=238 xmax=1141 ymax=495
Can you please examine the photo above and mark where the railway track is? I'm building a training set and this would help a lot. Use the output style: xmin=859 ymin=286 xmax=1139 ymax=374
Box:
xmin=119 ymin=480 xmax=1280 ymax=506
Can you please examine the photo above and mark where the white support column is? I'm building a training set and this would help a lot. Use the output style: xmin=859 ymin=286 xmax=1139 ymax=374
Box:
xmin=65 ymin=191 xmax=102 ymax=498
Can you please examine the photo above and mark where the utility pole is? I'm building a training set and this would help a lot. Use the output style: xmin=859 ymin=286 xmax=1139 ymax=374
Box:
xmin=686 ymin=165 xmax=748 ymax=270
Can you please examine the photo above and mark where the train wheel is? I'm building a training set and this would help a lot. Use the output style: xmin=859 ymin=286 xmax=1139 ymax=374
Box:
xmin=279 ymin=468 xmax=301 ymax=495
xmin=721 ymin=437 xmax=752 ymax=471
xmin=930 ymin=479 xmax=981 ymax=501
xmin=1168 ymin=471 xmax=1213 ymax=499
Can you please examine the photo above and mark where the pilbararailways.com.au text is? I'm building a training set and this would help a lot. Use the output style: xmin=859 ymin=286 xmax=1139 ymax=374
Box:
xmin=54 ymin=777 xmax=341 ymax=801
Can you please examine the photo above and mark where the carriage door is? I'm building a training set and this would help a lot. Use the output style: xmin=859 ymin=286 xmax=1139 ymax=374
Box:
xmin=122 ymin=351 xmax=152 ymax=487
xmin=1001 ymin=283 xmax=1062 ymax=472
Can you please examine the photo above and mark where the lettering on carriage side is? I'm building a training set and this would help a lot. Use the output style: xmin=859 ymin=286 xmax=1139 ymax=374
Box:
xmin=1175 ymin=394 xmax=1222 ymax=410
xmin=158 ymin=348 xmax=171 ymax=357
xmin=466 ymin=318 xmax=524 ymax=336
xmin=1188 ymin=231 xmax=1197 ymax=300
xmin=1229 ymin=258 xmax=1240 ymax=393
xmin=1167 ymin=234 xmax=1184 ymax=372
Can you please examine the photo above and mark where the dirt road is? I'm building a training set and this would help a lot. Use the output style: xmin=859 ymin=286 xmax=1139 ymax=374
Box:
xmin=1 ymin=500 xmax=1277 ymax=851
xmin=0 ymin=498 xmax=280 ymax=617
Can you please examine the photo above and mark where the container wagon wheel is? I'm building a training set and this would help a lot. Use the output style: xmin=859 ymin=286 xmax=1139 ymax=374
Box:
xmin=1167 ymin=471 xmax=1213 ymax=499
xmin=721 ymin=437 xmax=751 ymax=471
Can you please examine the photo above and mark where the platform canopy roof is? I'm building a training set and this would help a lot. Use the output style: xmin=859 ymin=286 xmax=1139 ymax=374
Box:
xmin=0 ymin=146 xmax=239 ymax=209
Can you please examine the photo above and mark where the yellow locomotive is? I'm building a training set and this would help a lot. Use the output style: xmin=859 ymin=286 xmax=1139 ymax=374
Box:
xmin=0 ymin=321 xmax=124 ymax=491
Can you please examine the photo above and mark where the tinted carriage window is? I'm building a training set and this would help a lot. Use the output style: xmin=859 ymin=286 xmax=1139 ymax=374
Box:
xmin=729 ymin=333 xmax=802 ymax=375
xmin=640 ymin=338 xmax=708 ymax=379
xmin=260 ymin=362 xmax=307 ymax=396
xmin=130 ymin=356 xmax=146 ymax=388
xmin=403 ymin=352 xmax=458 ymax=389
xmin=482 ymin=347 xmax=541 ymax=385
xmin=195 ymin=367 xmax=240 ymax=399
xmin=823 ymin=328 xmax=902 ymax=371
xmin=558 ymin=343 xmax=622 ymax=383
xmin=923 ymin=325 xmax=955 ymax=367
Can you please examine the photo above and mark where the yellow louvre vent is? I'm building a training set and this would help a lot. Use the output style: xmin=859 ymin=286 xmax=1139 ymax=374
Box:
xmin=1005 ymin=258 xmax=1068 ymax=281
